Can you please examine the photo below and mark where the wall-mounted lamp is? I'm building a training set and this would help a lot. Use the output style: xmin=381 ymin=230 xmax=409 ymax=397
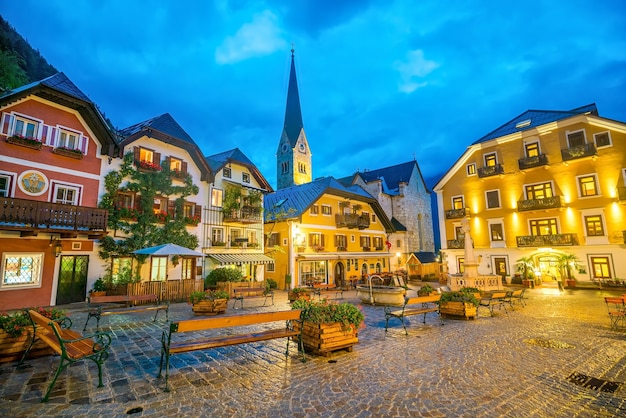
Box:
xmin=50 ymin=237 xmax=63 ymax=257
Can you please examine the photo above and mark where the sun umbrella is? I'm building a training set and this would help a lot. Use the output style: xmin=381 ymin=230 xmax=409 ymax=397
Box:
xmin=133 ymin=243 xmax=204 ymax=257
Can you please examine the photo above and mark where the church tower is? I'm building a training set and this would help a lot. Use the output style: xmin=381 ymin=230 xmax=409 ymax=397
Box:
xmin=276 ymin=48 xmax=312 ymax=190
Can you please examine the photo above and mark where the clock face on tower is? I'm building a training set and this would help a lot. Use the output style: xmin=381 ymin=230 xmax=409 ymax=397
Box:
xmin=298 ymin=143 xmax=306 ymax=153
xmin=281 ymin=143 xmax=289 ymax=153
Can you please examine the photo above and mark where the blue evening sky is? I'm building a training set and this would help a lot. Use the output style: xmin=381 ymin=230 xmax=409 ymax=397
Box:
xmin=2 ymin=1 xmax=625 ymax=188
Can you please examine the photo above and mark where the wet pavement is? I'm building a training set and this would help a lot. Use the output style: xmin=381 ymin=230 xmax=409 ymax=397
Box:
xmin=1 ymin=283 xmax=626 ymax=417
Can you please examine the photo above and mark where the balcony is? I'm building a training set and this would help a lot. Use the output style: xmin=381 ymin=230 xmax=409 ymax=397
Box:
xmin=516 ymin=233 xmax=578 ymax=247
xmin=623 ymin=231 xmax=626 ymax=244
xmin=517 ymin=196 xmax=562 ymax=212
xmin=335 ymin=213 xmax=370 ymax=229
xmin=518 ymin=154 xmax=549 ymax=170
xmin=222 ymin=206 xmax=262 ymax=224
xmin=447 ymin=239 xmax=465 ymax=249
xmin=477 ymin=164 xmax=504 ymax=178
xmin=561 ymin=143 xmax=597 ymax=162
xmin=445 ymin=208 xmax=470 ymax=219
xmin=0 ymin=197 xmax=108 ymax=238
xmin=618 ymin=187 xmax=626 ymax=202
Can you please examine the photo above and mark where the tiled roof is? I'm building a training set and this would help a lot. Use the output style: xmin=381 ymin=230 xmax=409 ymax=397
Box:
xmin=205 ymin=148 xmax=254 ymax=172
xmin=1 ymin=72 xmax=91 ymax=103
xmin=391 ymin=217 xmax=407 ymax=231
xmin=411 ymin=252 xmax=438 ymax=264
xmin=472 ymin=104 xmax=598 ymax=144
xmin=118 ymin=113 xmax=196 ymax=145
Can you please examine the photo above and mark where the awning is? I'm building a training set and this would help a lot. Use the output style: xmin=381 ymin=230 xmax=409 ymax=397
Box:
xmin=207 ymin=253 xmax=275 ymax=265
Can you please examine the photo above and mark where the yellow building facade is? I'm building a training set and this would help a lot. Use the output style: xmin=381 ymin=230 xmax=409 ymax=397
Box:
xmin=434 ymin=104 xmax=626 ymax=284
xmin=264 ymin=177 xmax=394 ymax=289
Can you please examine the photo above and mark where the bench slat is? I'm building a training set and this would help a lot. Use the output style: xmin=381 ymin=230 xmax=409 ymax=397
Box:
xmin=174 ymin=310 xmax=302 ymax=333
xmin=169 ymin=329 xmax=299 ymax=353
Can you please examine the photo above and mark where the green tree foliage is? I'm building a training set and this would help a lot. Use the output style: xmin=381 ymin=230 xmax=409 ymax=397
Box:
xmin=0 ymin=49 xmax=28 ymax=90
xmin=98 ymin=153 xmax=200 ymax=260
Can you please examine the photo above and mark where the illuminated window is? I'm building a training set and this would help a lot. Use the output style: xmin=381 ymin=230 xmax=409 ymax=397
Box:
xmin=490 ymin=223 xmax=504 ymax=241
xmin=466 ymin=163 xmax=476 ymax=176
xmin=1 ymin=253 xmax=43 ymax=289
xmin=584 ymin=215 xmax=604 ymax=236
xmin=360 ymin=236 xmax=371 ymax=248
xmin=310 ymin=205 xmax=319 ymax=215
xmin=373 ymin=237 xmax=383 ymax=249
xmin=577 ymin=174 xmax=599 ymax=197
xmin=151 ymin=257 xmax=167 ymax=281
xmin=153 ymin=196 xmax=167 ymax=214
xmin=590 ymin=256 xmax=611 ymax=279
xmin=309 ymin=233 xmax=324 ymax=247
xmin=594 ymin=131 xmax=612 ymax=148
xmin=457 ymin=257 xmax=465 ymax=274
xmin=212 ymin=228 xmax=224 ymax=244
xmin=525 ymin=182 xmax=553 ymax=200
xmin=170 ymin=157 xmax=182 ymax=171
xmin=529 ymin=218 xmax=558 ymax=236
xmin=525 ymin=142 xmax=539 ymax=157
xmin=485 ymin=190 xmax=500 ymax=209
xmin=321 ymin=205 xmax=332 ymax=215
xmin=452 ymin=196 xmax=464 ymax=210
xmin=484 ymin=153 xmax=497 ymax=167
xmin=181 ymin=258 xmax=195 ymax=280
xmin=211 ymin=188 xmax=223 ymax=207
xmin=335 ymin=234 xmax=347 ymax=248
xmin=140 ymin=148 xmax=154 ymax=163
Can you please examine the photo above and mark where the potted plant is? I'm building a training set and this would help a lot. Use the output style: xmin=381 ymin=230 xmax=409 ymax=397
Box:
xmin=189 ymin=289 xmax=230 ymax=315
xmin=90 ymin=278 xmax=107 ymax=297
xmin=291 ymin=299 xmax=364 ymax=356
xmin=516 ymin=257 xmax=536 ymax=288
xmin=288 ymin=287 xmax=311 ymax=302
xmin=438 ymin=288 xmax=480 ymax=319
xmin=417 ymin=284 xmax=435 ymax=296
xmin=557 ymin=253 xmax=582 ymax=287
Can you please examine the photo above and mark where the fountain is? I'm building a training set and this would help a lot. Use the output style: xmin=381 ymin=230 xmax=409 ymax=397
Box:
xmin=356 ymin=274 xmax=406 ymax=306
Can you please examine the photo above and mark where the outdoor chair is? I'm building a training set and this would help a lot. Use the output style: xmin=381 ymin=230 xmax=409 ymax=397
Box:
xmin=604 ymin=297 xmax=626 ymax=330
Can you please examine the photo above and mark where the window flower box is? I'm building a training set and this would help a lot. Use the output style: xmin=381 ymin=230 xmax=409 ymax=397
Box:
xmin=6 ymin=135 xmax=43 ymax=150
xmin=52 ymin=147 xmax=84 ymax=159
xmin=138 ymin=160 xmax=162 ymax=171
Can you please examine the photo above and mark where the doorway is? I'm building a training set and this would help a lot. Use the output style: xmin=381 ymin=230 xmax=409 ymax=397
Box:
xmin=56 ymin=255 xmax=89 ymax=304
xmin=334 ymin=262 xmax=345 ymax=288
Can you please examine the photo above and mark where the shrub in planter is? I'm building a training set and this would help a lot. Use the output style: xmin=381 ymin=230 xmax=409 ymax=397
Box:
xmin=291 ymin=299 xmax=364 ymax=332
xmin=205 ymin=267 xmax=244 ymax=288
xmin=417 ymin=284 xmax=435 ymax=296
xmin=266 ymin=278 xmax=278 ymax=290
xmin=189 ymin=290 xmax=230 ymax=315
xmin=288 ymin=287 xmax=311 ymax=302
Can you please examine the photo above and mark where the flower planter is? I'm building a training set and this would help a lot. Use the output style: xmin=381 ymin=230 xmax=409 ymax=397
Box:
xmin=52 ymin=147 xmax=84 ymax=159
xmin=0 ymin=327 xmax=54 ymax=364
xmin=566 ymin=280 xmax=576 ymax=288
xmin=293 ymin=321 xmax=359 ymax=356
xmin=288 ymin=292 xmax=311 ymax=303
xmin=6 ymin=136 xmax=42 ymax=150
xmin=192 ymin=298 xmax=228 ymax=315
xmin=90 ymin=291 xmax=107 ymax=297
xmin=439 ymin=301 xmax=477 ymax=320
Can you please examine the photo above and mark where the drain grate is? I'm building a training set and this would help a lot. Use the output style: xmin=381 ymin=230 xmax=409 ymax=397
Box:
xmin=567 ymin=372 xmax=622 ymax=393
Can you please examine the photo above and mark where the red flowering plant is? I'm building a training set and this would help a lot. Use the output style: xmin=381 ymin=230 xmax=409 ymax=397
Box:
xmin=155 ymin=211 xmax=170 ymax=223
xmin=55 ymin=146 xmax=83 ymax=155
xmin=138 ymin=160 xmax=162 ymax=171
xmin=184 ymin=215 xmax=201 ymax=226
xmin=0 ymin=307 xmax=67 ymax=338
xmin=8 ymin=134 xmax=42 ymax=145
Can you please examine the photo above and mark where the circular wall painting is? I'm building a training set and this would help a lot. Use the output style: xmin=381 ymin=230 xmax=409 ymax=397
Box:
xmin=18 ymin=170 xmax=49 ymax=196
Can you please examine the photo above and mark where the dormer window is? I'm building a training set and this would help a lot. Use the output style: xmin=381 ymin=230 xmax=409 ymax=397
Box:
xmin=223 ymin=167 xmax=231 ymax=178
xmin=242 ymin=172 xmax=250 ymax=183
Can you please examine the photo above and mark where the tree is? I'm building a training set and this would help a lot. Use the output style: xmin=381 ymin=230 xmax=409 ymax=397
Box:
xmin=557 ymin=253 xmax=581 ymax=281
xmin=516 ymin=256 xmax=535 ymax=280
xmin=0 ymin=49 xmax=28 ymax=90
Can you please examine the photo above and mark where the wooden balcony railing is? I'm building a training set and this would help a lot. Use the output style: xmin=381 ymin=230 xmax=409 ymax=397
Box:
xmin=0 ymin=197 xmax=108 ymax=237
xmin=517 ymin=196 xmax=562 ymax=212
xmin=335 ymin=213 xmax=370 ymax=229
xmin=561 ymin=143 xmax=597 ymax=161
xmin=516 ymin=233 xmax=578 ymax=247
xmin=447 ymin=239 xmax=465 ymax=249
xmin=478 ymin=164 xmax=504 ymax=178
xmin=518 ymin=154 xmax=549 ymax=170
xmin=445 ymin=208 xmax=470 ymax=219
xmin=222 ymin=206 xmax=262 ymax=224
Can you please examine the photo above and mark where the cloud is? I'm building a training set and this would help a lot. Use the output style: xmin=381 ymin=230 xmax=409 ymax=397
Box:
xmin=394 ymin=49 xmax=439 ymax=93
xmin=215 ymin=11 xmax=287 ymax=64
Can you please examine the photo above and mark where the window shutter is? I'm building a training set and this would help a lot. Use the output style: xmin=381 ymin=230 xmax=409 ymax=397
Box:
xmin=154 ymin=152 xmax=161 ymax=166
xmin=168 ymin=199 xmax=175 ymax=217
xmin=321 ymin=234 xmax=325 ymax=246
xmin=334 ymin=234 xmax=339 ymax=246
xmin=50 ymin=127 xmax=57 ymax=147
xmin=194 ymin=204 xmax=202 ymax=217
xmin=80 ymin=135 xmax=89 ymax=154
xmin=309 ymin=234 xmax=313 ymax=246
xmin=165 ymin=156 xmax=171 ymax=168
xmin=0 ymin=113 xmax=12 ymax=135
xmin=40 ymin=124 xmax=49 ymax=144
xmin=133 ymin=146 xmax=140 ymax=163
xmin=182 ymin=161 xmax=188 ymax=174
xmin=135 ymin=196 xmax=143 ymax=212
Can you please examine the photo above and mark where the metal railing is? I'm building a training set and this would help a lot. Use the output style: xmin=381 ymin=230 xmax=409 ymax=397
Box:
xmin=517 ymin=196 xmax=562 ymax=211
xmin=561 ymin=143 xmax=597 ymax=161
xmin=518 ymin=154 xmax=549 ymax=170
xmin=516 ymin=233 xmax=578 ymax=247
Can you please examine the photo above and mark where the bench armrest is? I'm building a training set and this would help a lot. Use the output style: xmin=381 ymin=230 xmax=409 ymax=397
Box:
xmin=62 ymin=331 xmax=112 ymax=352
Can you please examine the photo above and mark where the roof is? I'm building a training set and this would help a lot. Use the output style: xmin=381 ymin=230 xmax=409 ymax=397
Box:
xmin=205 ymin=148 xmax=273 ymax=192
xmin=409 ymin=252 xmax=438 ymax=264
xmin=282 ymin=49 xmax=304 ymax=147
xmin=351 ymin=160 xmax=431 ymax=195
xmin=0 ymin=72 xmax=117 ymax=156
xmin=264 ymin=176 xmax=394 ymax=232
xmin=391 ymin=217 xmax=407 ymax=231
xmin=118 ymin=113 xmax=195 ymax=145
xmin=473 ymin=103 xmax=598 ymax=144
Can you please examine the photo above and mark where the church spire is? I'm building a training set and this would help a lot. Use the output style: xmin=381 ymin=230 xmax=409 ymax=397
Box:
xmin=283 ymin=46 xmax=304 ymax=147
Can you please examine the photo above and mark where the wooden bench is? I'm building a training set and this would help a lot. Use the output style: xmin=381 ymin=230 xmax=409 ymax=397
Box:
xmin=384 ymin=294 xmax=443 ymax=335
xmin=311 ymin=283 xmax=344 ymax=300
xmin=232 ymin=287 xmax=274 ymax=309
xmin=83 ymin=293 xmax=169 ymax=330
xmin=25 ymin=309 xmax=112 ymax=402
xmin=478 ymin=291 xmax=509 ymax=316
xmin=158 ymin=310 xmax=305 ymax=391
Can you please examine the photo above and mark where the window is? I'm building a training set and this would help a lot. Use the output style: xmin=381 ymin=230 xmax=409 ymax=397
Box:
xmin=153 ymin=196 xmax=167 ymax=214
xmin=247 ymin=230 xmax=257 ymax=245
xmin=493 ymin=257 xmax=508 ymax=276
xmin=455 ymin=226 xmax=464 ymax=239
xmin=57 ymin=128 xmax=79 ymax=149
xmin=309 ymin=233 xmax=324 ymax=247
xmin=230 ymin=229 xmax=242 ymax=243
xmin=525 ymin=182 xmax=553 ymax=200
xmin=267 ymin=233 xmax=281 ymax=247
xmin=490 ymin=223 xmax=504 ymax=241
xmin=170 ymin=157 xmax=182 ymax=172
xmin=112 ymin=257 xmax=132 ymax=281
xmin=466 ymin=163 xmax=476 ymax=176
xmin=12 ymin=115 xmax=39 ymax=138
xmin=0 ymin=174 xmax=13 ymax=197
xmin=360 ymin=236 xmax=371 ymax=248
xmin=211 ymin=188 xmax=223 ymax=207
xmin=485 ymin=190 xmax=500 ymax=209
xmin=151 ymin=257 xmax=168 ymax=281
xmin=281 ymin=162 xmax=289 ymax=174
xmin=577 ymin=174 xmax=599 ymax=197
xmin=457 ymin=257 xmax=465 ymax=274
xmin=594 ymin=131 xmax=612 ymax=148
xmin=361 ymin=211 xmax=370 ymax=222
xmin=181 ymin=258 xmax=195 ymax=280
xmin=212 ymin=228 xmax=224 ymax=245
xmin=529 ymin=218 xmax=558 ymax=236
xmin=223 ymin=167 xmax=231 ymax=178
xmin=267 ymin=262 xmax=275 ymax=272
xmin=373 ymin=237 xmax=383 ymax=249
xmin=590 ymin=256 xmax=611 ymax=279
xmin=372 ymin=214 xmax=376 ymax=223
xmin=525 ymin=142 xmax=540 ymax=157
xmin=335 ymin=234 xmax=347 ymax=249
xmin=484 ymin=153 xmax=497 ymax=167
xmin=1 ymin=253 xmax=43 ymax=289
xmin=242 ymin=173 xmax=250 ymax=183
xmin=140 ymin=147 xmax=154 ymax=163
xmin=298 ymin=162 xmax=307 ymax=173
xmin=183 ymin=202 xmax=196 ymax=218
xmin=396 ymin=239 xmax=401 ymax=248
xmin=299 ymin=261 xmax=327 ymax=286
xmin=310 ymin=205 xmax=319 ymax=215
xmin=452 ymin=196 xmax=464 ymax=210
xmin=53 ymin=184 xmax=80 ymax=205
xmin=117 ymin=191 xmax=135 ymax=210
xmin=584 ymin=215 xmax=604 ymax=236
xmin=321 ymin=205 xmax=332 ymax=215
xmin=567 ymin=130 xmax=585 ymax=147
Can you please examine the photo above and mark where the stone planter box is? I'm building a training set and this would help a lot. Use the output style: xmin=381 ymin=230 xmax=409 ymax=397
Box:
xmin=439 ymin=301 xmax=477 ymax=320
xmin=52 ymin=147 xmax=84 ymax=159
xmin=6 ymin=136 xmax=43 ymax=150
xmin=192 ymin=299 xmax=228 ymax=315
xmin=293 ymin=321 xmax=359 ymax=356
xmin=0 ymin=327 xmax=54 ymax=364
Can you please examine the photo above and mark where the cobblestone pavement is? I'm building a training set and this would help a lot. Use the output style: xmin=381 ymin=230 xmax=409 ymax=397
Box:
xmin=2 ymin=284 xmax=626 ymax=417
